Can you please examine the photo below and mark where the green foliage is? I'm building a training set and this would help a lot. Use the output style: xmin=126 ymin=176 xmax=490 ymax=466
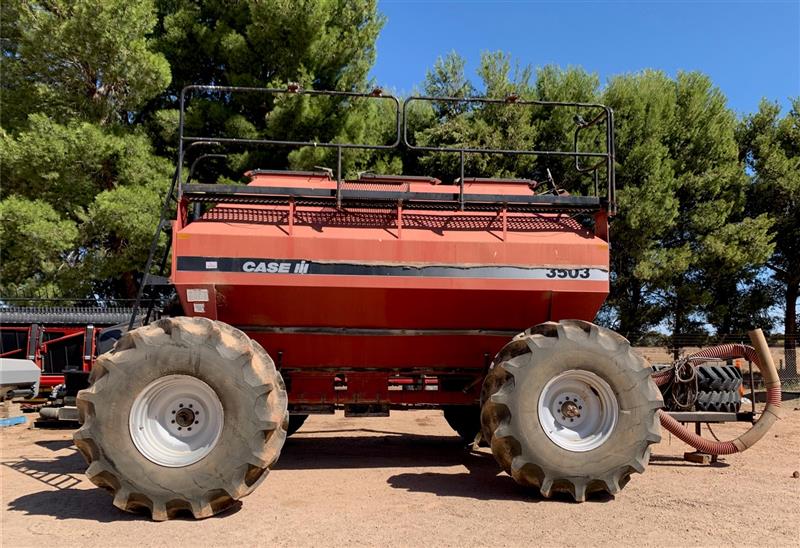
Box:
xmin=424 ymin=52 xmax=475 ymax=117
xmin=0 ymin=196 xmax=78 ymax=295
xmin=738 ymin=98 xmax=800 ymax=370
xmin=412 ymin=52 xmax=601 ymax=184
xmin=0 ymin=116 xmax=173 ymax=296
xmin=148 ymin=0 xmax=385 ymax=169
xmin=285 ymin=95 xmax=403 ymax=177
xmin=1 ymin=115 xmax=171 ymax=218
xmin=79 ymin=181 xmax=168 ymax=297
xmin=738 ymin=99 xmax=800 ymax=289
xmin=417 ymin=52 xmax=537 ymax=180
xmin=602 ymin=71 xmax=774 ymax=339
xmin=156 ymin=0 xmax=381 ymax=94
xmin=1 ymin=0 xmax=171 ymax=127
xmin=1 ymin=0 xmax=173 ymax=297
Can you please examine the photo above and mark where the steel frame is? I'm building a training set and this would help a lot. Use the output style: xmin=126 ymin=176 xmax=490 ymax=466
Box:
xmin=174 ymin=85 xmax=615 ymax=210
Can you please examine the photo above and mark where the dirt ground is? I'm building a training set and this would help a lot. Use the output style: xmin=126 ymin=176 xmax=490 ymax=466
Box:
xmin=2 ymin=404 xmax=799 ymax=547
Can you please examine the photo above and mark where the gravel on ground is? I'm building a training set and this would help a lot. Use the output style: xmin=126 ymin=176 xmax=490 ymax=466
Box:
xmin=2 ymin=403 xmax=799 ymax=547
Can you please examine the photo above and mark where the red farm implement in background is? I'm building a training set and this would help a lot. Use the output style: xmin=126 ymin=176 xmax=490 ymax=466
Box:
xmin=0 ymin=306 xmax=131 ymax=391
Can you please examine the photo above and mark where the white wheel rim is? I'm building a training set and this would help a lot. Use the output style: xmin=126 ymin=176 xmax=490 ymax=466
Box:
xmin=129 ymin=375 xmax=224 ymax=467
xmin=538 ymin=370 xmax=618 ymax=452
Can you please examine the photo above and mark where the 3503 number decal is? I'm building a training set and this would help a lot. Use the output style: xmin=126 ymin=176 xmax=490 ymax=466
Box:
xmin=545 ymin=268 xmax=591 ymax=279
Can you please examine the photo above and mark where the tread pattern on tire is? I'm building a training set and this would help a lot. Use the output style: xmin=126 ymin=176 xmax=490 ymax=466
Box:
xmin=695 ymin=365 xmax=742 ymax=412
xmin=480 ymin=320 xmax=662 ymax=502
xmin=696 ymin=365 xmax=743 ymax=392
xmin=73 ymin=317 xmax=288 ymax=521
xmin=696 ymin=390 xmax=742 ymax=413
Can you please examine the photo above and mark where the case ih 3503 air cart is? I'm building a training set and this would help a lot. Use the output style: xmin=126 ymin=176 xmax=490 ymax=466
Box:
xmin=74 ymin=86 xmax=783 ymax=521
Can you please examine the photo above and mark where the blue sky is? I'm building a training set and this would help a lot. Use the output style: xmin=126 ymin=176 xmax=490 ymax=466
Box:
xmin=370 ymin=0 xmax=799 ymax=115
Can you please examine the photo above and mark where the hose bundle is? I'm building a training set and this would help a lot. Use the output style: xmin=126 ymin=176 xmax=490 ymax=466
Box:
xmin=650 ymin=330 xmax=783 ymax=455
xmin=657 ymin=358 xmax=699 ymax=410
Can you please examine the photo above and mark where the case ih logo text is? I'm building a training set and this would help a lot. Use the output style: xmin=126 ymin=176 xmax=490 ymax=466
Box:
xmin=242 ymin=260 xmax=309 ymax=274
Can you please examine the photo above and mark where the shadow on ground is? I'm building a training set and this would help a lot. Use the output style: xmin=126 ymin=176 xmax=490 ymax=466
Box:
xmin=6 ymin=487 xmax=139 ymax=523
xmin=34 ymin=439 xmax=76 ymax=452
xmin=3 ymin=447 xmax=141 ymax=522
xmin=386 ymin=470 xmax=613 ymax=503
xmin=3 ymin=451 xmax=85 ymax=489
xmin=281 ymin=428 xmax=555 ymax=501
xmin=6 ymin=484 xmax=243 ymax=523
xmin=6 ymin=428 xmax=620 ymax=521
xmin=3 ymin=446 xmax=242 ymax=522
xmin=283 ymin=429 xmax=613 ymax=503
xmin=277 ymin=429 xmax=484 ymax=470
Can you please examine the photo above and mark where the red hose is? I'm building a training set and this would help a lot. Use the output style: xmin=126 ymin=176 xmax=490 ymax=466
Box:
xmin=659 ymin=412 xmax=739 ymax=454
xmin=652 ymin=368 xmax=672 ymax=387
xmin=685 ymin=343 xmax=760 ymax=365
xmin=651 ymin=339 xmax=782 ymax=455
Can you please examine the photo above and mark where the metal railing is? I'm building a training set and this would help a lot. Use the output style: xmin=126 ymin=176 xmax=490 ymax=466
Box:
xmin=177 ymin=85 xmax=402 ymax=205
xmin=175 ymin=84 xmax=616 ymax=211
xmin=402 ymin=95 xmax=615 ymax=210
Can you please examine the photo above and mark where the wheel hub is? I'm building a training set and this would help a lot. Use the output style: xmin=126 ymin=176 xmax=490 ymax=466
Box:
xmin=129 ymin=375 xmax=224 ymax=467
xmin=538 ymin=370 xmax=618 ymax=452
xmin=560 ymin=400 xmax=581 ymax=419
xmin=174 ymin=407 xmax=196 ymax=428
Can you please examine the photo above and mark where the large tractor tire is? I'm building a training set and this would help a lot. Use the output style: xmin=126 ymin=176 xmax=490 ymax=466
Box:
xmin=480 ymin=320 xmax=662 ymax=501
xmin=442 ymin=405 xmax=481 ymax=443
xmin=73 ymin=317 xmax=288 ymax=521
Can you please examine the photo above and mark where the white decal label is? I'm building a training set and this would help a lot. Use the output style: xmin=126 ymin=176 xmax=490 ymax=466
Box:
xmin=187 ymin=289 xmax=209 ymax=302
xmin=193 ymin=303 xmax=205 ymax=313
xmin=205 ymin=261 xmax=218 ymax=269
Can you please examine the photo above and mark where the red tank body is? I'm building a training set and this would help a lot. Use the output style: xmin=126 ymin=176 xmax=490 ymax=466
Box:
xmin=171 ymin=171 xmax=610 ymax=408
